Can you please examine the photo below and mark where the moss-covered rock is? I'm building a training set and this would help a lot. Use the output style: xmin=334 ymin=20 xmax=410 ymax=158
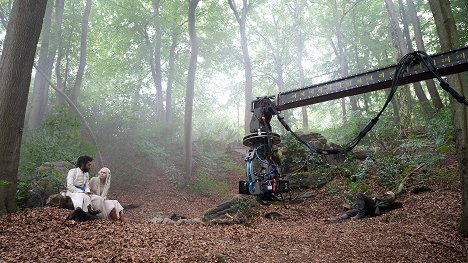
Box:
xmin=24 ymin=161 xmax=74 ymax=208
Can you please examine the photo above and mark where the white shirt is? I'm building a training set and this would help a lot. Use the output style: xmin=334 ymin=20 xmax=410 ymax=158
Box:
xmin=67 ymin=167 xmax=90 ymax=193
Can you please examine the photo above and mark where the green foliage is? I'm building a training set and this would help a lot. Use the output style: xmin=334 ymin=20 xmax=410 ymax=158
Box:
xmin=131 ymin=121 xmax=182 ymax=182
xmin=438 ymin=145 xmax=456 ymax=153
xmin=280 ymin=134 xmax=325 ymax=172
xmin=229 ymin=197 xmax=258 ymax=221
xmin=345 ymin=159 xmax=371 ymax=205
xmin=325 ymin=180 xmax=341 ymax=196
xmin=367 ymin=115 xmax=399 ymax=143
xmin=189 ymin=169 xmax=228 ymax=199
xmin=222 ymin=158 xmax=243 ymax=173
xmin=374 ymin=154 xmax=405 ymax=190
xmin=433 ymin=166 xmax=459 ymax=186
xmin=383 ymin=213 xmax=404 ymax=223
xmin=18 ymin=108 xmax=96 ymax=207
xmin=0 ymin=179 xmax=13 ymax=186
xmin=398 ymin=139 xmax=444 ymax=170
xmin=424 ymin=109 xmax=454 ymax=145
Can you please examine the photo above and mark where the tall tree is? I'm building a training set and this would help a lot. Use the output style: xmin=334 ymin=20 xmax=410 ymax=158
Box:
xmin=428 ymin=0 xmax=468 ymax=237
xmin=327 ymin=0 xmax=361 ymax=118
xmin=183 ymin=0 xmax=200 ymax=182
xmin=255 ymin=1 xmax=294 ymax=128
xmin=292 ymin=0 xmax=309 ymax=130
xmin=0 ymin=0 xmax=48 ymax=215
xmin=145 ymin=0 xmax=164 ymax=122
xmin=398 ymin=0 xmax=433 ymax=115
xmin=165 ymin=28 xmax=179 ymax=123
xmin=53 ymin=0 xmax=67 ymax=107
xmin=28 ymin=0 xmax=54 ymax=129
xmin=228 ymin=0 xmax=253 ymax=135
xmin=384 ymin=0 xmax=413 ymax=126
xmin=406 ymin=0 xmax=443 ymax=111
xmin=70 ymin=0 xmax=92 ymax=104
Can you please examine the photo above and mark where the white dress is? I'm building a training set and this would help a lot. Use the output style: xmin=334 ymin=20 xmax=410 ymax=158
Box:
xmin=89 ymin=177 xmax=124 ymax=219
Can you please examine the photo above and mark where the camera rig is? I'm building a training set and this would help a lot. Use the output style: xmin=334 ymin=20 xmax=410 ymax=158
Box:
xmin=239 ymin=47 xmax=468 ymax=201
xmin=239 ymin=97 xmax=289 ymax=201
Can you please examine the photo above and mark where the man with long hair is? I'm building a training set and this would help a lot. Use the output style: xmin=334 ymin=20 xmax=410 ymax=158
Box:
xmin=66 ymin=156 xmax=103 ymax=217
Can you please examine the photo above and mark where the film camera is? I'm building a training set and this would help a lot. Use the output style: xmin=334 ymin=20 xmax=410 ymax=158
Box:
xmin=239 ymin=97 xmax=289 ymax=200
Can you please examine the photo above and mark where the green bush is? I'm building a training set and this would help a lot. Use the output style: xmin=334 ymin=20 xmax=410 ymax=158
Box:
xmin=222 ymin=158 xmax=243 ymax=173
xmin=18 ymin=108 xmax=96 ymax=208
xmin=190 ymin=169 xmax=228 ymax=198
xmin=374 ymin=154 xmax=404 ymax=190
xmin=345 ymin=160 xmax=370 ymax=206
xmin=229 ymin=196 xmax=258 ymax=221
xmin=424 ymin=108 xmax=454 ymax=145
xmin=326 ymin=180 xmax=341 ymax=196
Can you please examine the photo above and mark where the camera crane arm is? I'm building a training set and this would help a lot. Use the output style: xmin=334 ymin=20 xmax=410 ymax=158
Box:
xmin=276 ymin=46 xmax=468 ymax=110
xmin=241 ymin=47 xmax=468 ymax=198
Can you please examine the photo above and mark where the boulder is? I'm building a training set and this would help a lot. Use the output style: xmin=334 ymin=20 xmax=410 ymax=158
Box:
xmin=25 ymin=161 xmax=74 ymax=208
xmin=46 ymin=193 xmax=74 ymax=210
xmin=201 ymin=195 xmax=258 ymax=225
xmin=352 ymin=146 xmax=370 ymax=160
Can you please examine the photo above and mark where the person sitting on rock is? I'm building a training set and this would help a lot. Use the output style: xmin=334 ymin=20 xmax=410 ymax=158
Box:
xmin=328 ymin=191 xmax=401 ymax=222
xmin=66 ymin=155 xmax=103 ymax=217
xmin=89 ymin=167 xmax=124 ymax=221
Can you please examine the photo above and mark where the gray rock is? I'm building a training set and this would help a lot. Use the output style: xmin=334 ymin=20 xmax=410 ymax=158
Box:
xmin=300 ymin=191 xmax=317 ymax=199
xmin=162 ymin=218 xmax=175 ymax=224
xmin=150 ymin=217 xmax=165 ymax=223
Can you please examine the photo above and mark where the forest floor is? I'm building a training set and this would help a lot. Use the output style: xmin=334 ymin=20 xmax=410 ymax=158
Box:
xmin=1 ymin=156 xmax=468 ymax=262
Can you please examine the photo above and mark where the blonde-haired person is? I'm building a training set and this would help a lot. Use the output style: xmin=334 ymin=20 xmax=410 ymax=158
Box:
xmin=89 ymin=167 xmax=124 ymax=221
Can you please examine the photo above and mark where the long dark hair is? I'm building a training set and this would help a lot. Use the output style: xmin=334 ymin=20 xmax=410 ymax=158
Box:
xmin=76 ymin=155 xmax=93 ymax=168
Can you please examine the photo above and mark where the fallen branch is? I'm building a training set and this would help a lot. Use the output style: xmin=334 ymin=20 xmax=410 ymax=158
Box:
xmin=395 ymin=163 xmax=425 ymax=195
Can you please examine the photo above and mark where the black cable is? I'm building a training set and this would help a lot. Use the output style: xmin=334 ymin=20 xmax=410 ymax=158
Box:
xmin=277 ymin=52 xmax=416 ymax=155
xmin=279 ymin=51 xmax=468 ymax=155
xmin=414 ymin=51 xmax=468 ymax=107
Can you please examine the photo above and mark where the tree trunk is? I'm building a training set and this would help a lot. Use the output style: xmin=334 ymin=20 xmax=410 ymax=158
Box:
xmin=131 ymin=86 xmax=141 ymax=119
xmin=428 ymin=0 xmax=468 ymax=237
xmin=54 ymin=0 xmax=66 ymax=106
xmin=332 ymin=0 xmax=358 ymax=112
xmin=70 ymin=0 xmax=92 ymax=104
xmin=0 ymin=0 xmax=48 ymax=215
xmin=385 ymin=0 xmax=413 ymax=127
xmin=228 ymin=0 xmax=253 ymax=135
xmin=406 ymin=0 xmax=443 ymax=110
xmin=275 ymin=57 xmax=290 ymax=132
xmin=382 ymin=49 xmax=401 ymax=125
xmin=152 ymin=0 xmax=164 ymax=122
xmin=293 ymin=0 xmax=308 ymax=130
xmin=28 ymin=0 xmax=53 ymax=129
xmin=352 ymin=9 xmax=366 ymax=112
xmin=166 ymin=29 xmax=179 ymax=123
xmin=341 ymin=98 xmax=346 ymax=123
xmin=184 ymin=0 xmax=200 ymax=183
xmin=399 ymin=0 xmax=433 ymax=115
